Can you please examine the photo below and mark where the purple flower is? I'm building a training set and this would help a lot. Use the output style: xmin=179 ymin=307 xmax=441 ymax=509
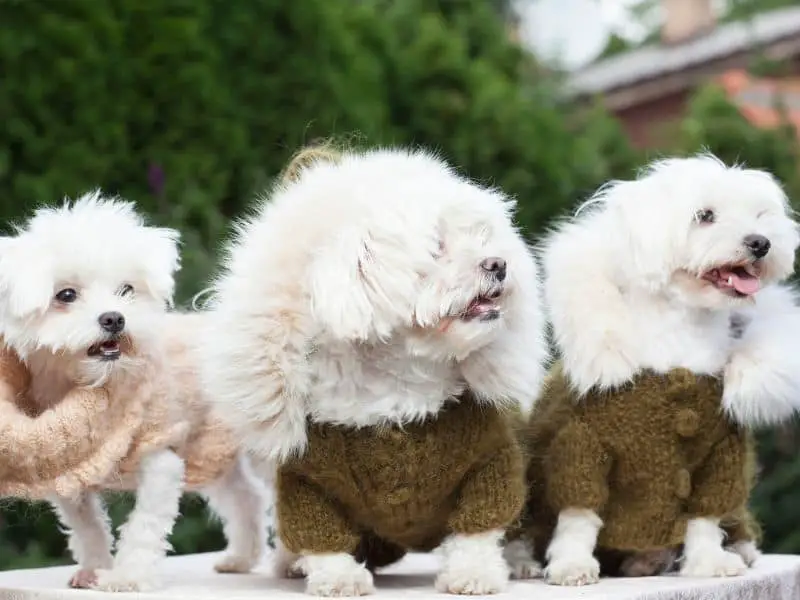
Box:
xmin=148 ymin=163 xmax=165 ymax=197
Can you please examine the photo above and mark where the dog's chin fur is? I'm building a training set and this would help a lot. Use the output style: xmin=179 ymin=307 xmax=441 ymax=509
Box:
xmin=542 ymin=154 xmax=800 ymax=427
xmin=202 ymin=147 xmax=547 ymax=463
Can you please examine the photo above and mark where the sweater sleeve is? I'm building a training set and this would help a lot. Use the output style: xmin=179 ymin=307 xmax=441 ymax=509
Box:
xmin=0 ymin=345 xmax=150 ymax=488
xmin=686 ymin=430 xmax=748 ymax=518
xmin=448 ymin=433 xmax=525 ymax=535
xmin=276 ymin=467 xmax=360 ymax=555
xmin=545 ymin=421 xmax=612 ymax=513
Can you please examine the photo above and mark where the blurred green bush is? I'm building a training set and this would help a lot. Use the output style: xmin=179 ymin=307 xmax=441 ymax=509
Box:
xmin=0 ymin=0 xmax=799 ymax=571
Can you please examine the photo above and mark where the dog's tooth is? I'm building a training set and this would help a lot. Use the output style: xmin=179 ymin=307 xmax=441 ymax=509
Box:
xmin=728 ymin=276 xmax=733 ymax=285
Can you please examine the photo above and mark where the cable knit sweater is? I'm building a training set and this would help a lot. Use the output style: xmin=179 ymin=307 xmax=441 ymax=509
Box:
xmin=518 ymin=364 xmax=758 ymax=558
xmin=277 ymin=397 xmax=525 ymax=561
xmin=0 ymin=313 xmax=239 ymax=500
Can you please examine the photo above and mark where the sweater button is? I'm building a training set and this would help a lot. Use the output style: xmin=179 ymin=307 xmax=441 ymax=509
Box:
xmin=675 ymin=409 xmax=700 ymax=437
xmin=674 ymin=469 xmax=691 ymax=499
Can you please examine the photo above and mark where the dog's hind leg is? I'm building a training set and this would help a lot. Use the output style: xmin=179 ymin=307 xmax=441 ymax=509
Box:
xmin=503 ymin=537 xmax=543 ymax=579
xmin=94 ymin=449 xmax=185 ymax=592
xmin=203 ymin=454 xmax=268 ymax=574
xmin=50 ymin=492 xmax=114 ymax=589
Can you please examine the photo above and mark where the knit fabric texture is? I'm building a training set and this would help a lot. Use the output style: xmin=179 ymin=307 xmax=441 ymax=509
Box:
xmin=0 ymin=313 xmax=239 ymax=500
xmin=277 ymin=397 xmax=525 ymax=560
xmin=518 ymin=363 xmax=758 ymax=555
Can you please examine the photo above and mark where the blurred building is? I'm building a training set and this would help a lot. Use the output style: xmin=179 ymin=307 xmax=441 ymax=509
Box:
xmin=565 ymin=0 xmax=800 ymax=147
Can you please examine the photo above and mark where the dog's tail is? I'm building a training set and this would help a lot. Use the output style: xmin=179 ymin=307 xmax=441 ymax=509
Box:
xmin=280 ymin=143 xmax=343 ymax=184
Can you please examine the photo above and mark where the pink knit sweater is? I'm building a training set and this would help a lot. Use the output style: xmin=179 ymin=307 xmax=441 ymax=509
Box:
xmin=0 ymin=313 xmax=238 ymax=499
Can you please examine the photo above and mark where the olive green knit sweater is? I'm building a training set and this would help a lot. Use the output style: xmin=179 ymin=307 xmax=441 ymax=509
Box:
xmin=518 ymin=364 xmax=758 ymax=557
xmin=277 ymin=397 xmax=525 ymax=561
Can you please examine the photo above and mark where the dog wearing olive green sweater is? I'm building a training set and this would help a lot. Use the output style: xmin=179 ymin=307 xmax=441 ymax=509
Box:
xmin=509 ymin=155 xmax=800 ymax=586
xmin=277 ymin=395 xmax=526 ymax=593
xmin=202 ymin=147 xmax=546 ymax=595
xmin=511 ymin=365 xmax=763 ymax=582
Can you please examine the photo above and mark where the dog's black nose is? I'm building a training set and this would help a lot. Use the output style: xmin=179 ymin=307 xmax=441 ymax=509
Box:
xmin=743 ymin=234 xmax=771 ymax=258
xmin=481 ymin=257 xmax=507 ymax=282
xmin=98 ymin=311 xmax=125 ymax=334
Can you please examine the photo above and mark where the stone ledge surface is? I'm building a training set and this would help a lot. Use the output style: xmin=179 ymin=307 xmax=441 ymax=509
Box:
xmin=0 ymin=551 xmax=799 ymax=599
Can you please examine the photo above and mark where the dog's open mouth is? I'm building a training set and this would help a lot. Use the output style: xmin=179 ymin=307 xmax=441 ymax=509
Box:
xmin=463 ymin=292 xmax=501 ymax=321
xmin=87 ymin=339 xmax=122 ymax=361
xmin=701 ymin=262 xmax=762 ymax=297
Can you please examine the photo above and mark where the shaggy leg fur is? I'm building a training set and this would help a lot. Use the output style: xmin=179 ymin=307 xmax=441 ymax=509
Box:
xmin=544 ymin=509 xmax=602 ymax=586
xmin=94 ymin=450 xmax=185 ymax=592
xmin=503 ymin=538 xmax=543 ymax=580
xmin=273 ymin=539 xmax=306 ymax=579
xmin=616 ymin=548 xmax=678 ymax=577
xmin=726 ymin=540 xmax=761 ymax=567
xmin=680 ymin=517 xmax=747 ymax=578
xmin=723 ymin=285 xmax=800 ymax=427
xmin=304 ymin=553 xmax=375 ymax=597
xmin=203 ymin=455 xmax=267 ymax=574
xmin=50 ymin=493 xmax=114 ymax=588
xmin=436 ymin=530 xmax=509 ymax=594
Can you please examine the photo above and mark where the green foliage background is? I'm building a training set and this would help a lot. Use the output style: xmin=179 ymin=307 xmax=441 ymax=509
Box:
xmin=0 ymin=0 xmax=799 ymax=570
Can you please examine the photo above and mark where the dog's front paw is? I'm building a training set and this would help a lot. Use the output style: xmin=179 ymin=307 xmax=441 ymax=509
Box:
xmin=726 ymin=540 xmax=761 ymax=567
xmin=92 ymin=567 xmax=159 ymax=593
xmin=435 ymin=562 xmax=509 ymax=595
xmin=305 ymin=555 xmax=374 ymax=597
xmin=545 ymin=555 xmax=600 ymax=586
xmin=680 ymin=549 xmax=747 ymax=578
xmin=214 ymin=553 xmax=258 ymax=574
xmin=68 ymin=568 xmax=98 ymax=589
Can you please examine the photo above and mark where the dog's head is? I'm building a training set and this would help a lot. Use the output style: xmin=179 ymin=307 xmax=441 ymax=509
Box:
xmin=0 ymin=191 xmax=181 ymax=383
xmin=406 ymin=185 xmax=536 ymax=361
xmin=593 ymin=154 xmax=799 ymax=309
xmin=306 ymin=149 xmax=535 ymax=360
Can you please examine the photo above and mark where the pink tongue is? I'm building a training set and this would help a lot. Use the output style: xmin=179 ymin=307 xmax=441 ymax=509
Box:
xmin=722 ymin=270 xmax=761 ymax=295
xmin=468 ymin=301 xmax=490 ymax=316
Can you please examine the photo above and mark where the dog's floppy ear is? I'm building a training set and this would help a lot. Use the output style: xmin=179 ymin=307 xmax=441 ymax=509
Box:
xmin=610 ymin=180 xmax=679 ymax=289
xmin=308 ymin=226 xmax=418 ymax=341
xmin=0 ymin=236 xmax=54 ymax=319
xmin=140 ymin=226 xmax=182 ymax=306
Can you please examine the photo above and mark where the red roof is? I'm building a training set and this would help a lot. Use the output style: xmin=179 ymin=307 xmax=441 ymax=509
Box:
xmin=718 ymin=69 xmax=800 ymax=131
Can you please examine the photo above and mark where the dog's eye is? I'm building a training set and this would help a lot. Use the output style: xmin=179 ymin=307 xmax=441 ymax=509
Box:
xmin=118 ymin=284 xmax=135 ymax=297
xmin=55 ymin=288 xmax=78 ymax=303
xmin=695 ymin=209 xmax=715 ymax=224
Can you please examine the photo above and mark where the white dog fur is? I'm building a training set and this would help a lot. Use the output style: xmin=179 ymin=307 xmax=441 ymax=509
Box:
xmin=524 ymin=154 xmax=800 ymax=585
xmin=0 ymin=193 xmax=267 ymax=592
xmin=201 ymin=148 xmax=547 ymax=595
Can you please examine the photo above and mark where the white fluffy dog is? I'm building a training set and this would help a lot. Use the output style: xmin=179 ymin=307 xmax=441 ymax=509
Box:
xmin=201 ymin=148 xmax=546 ymax=595
xmin=527 ymin=154 xmax=800 ymax=584
xmin=0 ymin=193 xmax=267 ymax=591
